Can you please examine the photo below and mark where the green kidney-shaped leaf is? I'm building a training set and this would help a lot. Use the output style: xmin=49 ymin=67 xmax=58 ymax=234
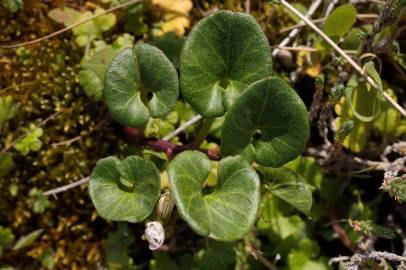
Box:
xmin=85 ymin=47 xmax=121 ymax=82
xmin=221 ymin=77 xmax=309 ymax=167
xmin=78 ymin=69 xmax=104 ymax=100
xmin=180 ymin=10 xmax=272 ymax=118
xmin=89 ymin=156 xmax=161 ymax=222
xmin=323 ymin=4 xmax=357 ymax=42
xmin=104 ymin=43 xmax=179 ymax=128
xmin=168 ymin=151 xmax=260 ymax=241
xmin=265 ymin=167 xmax=313 ymax=216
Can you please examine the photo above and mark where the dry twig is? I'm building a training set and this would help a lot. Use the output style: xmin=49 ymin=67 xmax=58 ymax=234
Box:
xmin=344 ymin=251 xmax=406 ymax=269
xmin=43 ymin=176 xmax=91 ymax=197
xmin=272 ymin=0 xmax=323 ymax=57
xmin=279 ymin=14 xmax=379 ymax=33
xmin=162 ymin=115 xmax=202 ymax=141
xmin=0 ymin=0 xmax=143 ymax=49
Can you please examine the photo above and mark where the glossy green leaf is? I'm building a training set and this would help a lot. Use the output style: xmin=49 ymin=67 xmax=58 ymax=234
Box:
xmin=261 ymin=167 xmax=313 ymax=216
xmin=180 ymin=10 xmax=272 ymax=118
xmin=104 ymin=43 xmax=179 ymax=128
xmin=285 ymin=4 xmax=307 ymax=23
xmin=270 ymin=177 xmax=312 ymax=216
xmin=335 ymin=86 xmax=370 ymax=152
xmin=342 ymin=28 xmax=364 ymax=50
xmin=257 ymin=194 xmax=306 ymax=241
xmin=151 ymin=32 xmax=185 ymax=69
xmin=85 ymin=47 xmax=121 ymax=82
xmin=89 ymin=156 xmax=160 ymax=222
xmin=168 ymin=151 xmax=260 ymax=241
xmin=336 ymin=86 xmax=405 ymax=152
xmin=285 ymin=156 xmax=322 ymax=189
xmin=364 ymin=61 xmax=383 ymax=93
xmin=323 ymin=4 xmax=357 ymax=42
xmin=78 ymin=70 xmax=104 ymax=100
xmin=13 ymin=229 xmax=43 ymax=250
xmin=373 ymin=89 xmax=403 ymax=135
xmin=221 ymin=77 xmax=309 ymax=167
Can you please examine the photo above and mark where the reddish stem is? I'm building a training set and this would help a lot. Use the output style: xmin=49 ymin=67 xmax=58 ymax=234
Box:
xmin=123 ymin=127 xmax=220 ymax=161
xmin=329 ymin=211 xmax=357 ymax=253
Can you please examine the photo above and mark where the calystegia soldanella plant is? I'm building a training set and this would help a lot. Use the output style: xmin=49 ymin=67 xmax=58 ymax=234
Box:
xmin=88 ymin=10 xmax=310 ymax=244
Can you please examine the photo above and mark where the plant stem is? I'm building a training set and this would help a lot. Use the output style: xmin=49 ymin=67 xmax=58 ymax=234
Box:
xmin=279 ymin=14 xmax=379 ymax=33
xmin=273 ymin=45 xmax=357 ymax=54
xmin=42 ymin=124 xmax=221 ymax=197
xmin=191 ymin=118 xmax=214 ymax=148
xmin=43 ymin=176 xmax=91 ymax=196
xmin=162 ymin=115 xmax=202 ymax=141
xmin=245 ymin=0 xmax=251 ymax=13
xmin=124 ymin=127 xmax=220 ymax=160
xmin=279 ymin=0 xmax=406 ymax=117
xmin=272 ymin=0 xmax=323 ymax=57
xmin=324 ymin=0 xmax=339 ymax=18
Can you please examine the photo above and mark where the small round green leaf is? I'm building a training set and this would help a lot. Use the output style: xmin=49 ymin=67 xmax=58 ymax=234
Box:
xmin=89 ymin=156 xmax=161 ymax=223
xmin=104 ymin=43 xmax=179 ymax=128
xmin=168 ymin=151 xmax=260 ymax=241
xmin=221 ymin=77 xmax=309 ymax=167
xmin=180 ymin=10 xmax=272 ymax=118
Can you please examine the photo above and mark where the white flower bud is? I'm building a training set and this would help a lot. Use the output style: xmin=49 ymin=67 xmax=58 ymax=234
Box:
xmin=145 ymin=221 xmax=165 ymax=250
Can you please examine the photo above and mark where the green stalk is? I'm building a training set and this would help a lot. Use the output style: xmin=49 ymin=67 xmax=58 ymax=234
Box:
xmin=191 ymin=118 xmax=214 ymax=148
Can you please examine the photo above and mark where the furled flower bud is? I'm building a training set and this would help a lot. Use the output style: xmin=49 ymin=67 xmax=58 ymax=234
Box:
xmin=335 ymin=120 xmax=354 ymax=141
xmin=145 ymin=221 xmax=165 ymax=250
xmin=156 ymin=191 xmax=175 ymax=219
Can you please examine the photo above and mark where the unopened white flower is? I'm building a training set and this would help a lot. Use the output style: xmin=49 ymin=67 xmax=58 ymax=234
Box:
xmin=145 ymin=221 xmax=165 ymax=250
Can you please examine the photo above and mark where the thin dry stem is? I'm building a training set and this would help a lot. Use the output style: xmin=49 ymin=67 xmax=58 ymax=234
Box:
xmin=245 ymin=0 xmax=251 ymax=13
xmin=273 ymin=45 xmax=357 ymax=54
xmin=43 ymin=176 xmax=91 ymax=196
xmin=272 ymin=0 xmax=323 ymax=57
xmin=162 ymin=115 xmax=202 ymax=141
xmin=279 ymin=14 xmax=379 ymax=33
xmin=0 ymin=0 xmax=143 ymax=49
